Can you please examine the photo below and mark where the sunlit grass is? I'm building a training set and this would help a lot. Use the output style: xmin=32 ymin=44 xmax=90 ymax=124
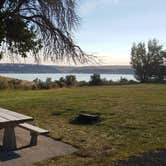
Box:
xmin=0 ymin=84 xmax=165 ymax=166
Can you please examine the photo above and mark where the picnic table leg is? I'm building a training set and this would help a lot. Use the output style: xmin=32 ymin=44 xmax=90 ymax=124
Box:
xmin=2 ymin=126 xmax=17 ymax=151
xmin=30 ymin=131 xmax=38 ymax=146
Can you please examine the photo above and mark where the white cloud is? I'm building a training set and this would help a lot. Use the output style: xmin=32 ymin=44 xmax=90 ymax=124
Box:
xmin=79 ymin=0 xmax=119 ymax=16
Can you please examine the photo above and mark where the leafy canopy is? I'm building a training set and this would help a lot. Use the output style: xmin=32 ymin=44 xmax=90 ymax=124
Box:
xmin=131 ymin=39 xmax=165 ymax=82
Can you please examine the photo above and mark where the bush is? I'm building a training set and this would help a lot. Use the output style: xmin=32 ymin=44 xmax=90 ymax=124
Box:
xmin=101 ymin=78 xmax=109 ymax=85
xmin=89 ymin=74 xmax=103 ymax=86
xmin=65 ymin=75 xmax=77 ymax=87
xmin=0 ymin=74 xmax=140 ymax=91
xmin=33 ymin=78 xmax=48 ymax=89
xmin=0 ymin=80 xmax=8 ymax=89
xmin=57 ymin=77 xmax=66 ymax=88
xmin=119 ymin=77 xmax=129 ymax=84
xmin=8 ymin=79 xmax=22 ymax=89
xmin=78 ymin=81 xmax=89 ymax=87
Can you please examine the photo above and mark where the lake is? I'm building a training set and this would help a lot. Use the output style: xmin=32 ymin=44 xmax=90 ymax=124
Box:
xmin=0 ymin=73 xmax=136 ymax=82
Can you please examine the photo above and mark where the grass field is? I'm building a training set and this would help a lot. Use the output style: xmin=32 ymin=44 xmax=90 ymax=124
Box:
xmin=0 ymin=84 xmax=165 ymax=166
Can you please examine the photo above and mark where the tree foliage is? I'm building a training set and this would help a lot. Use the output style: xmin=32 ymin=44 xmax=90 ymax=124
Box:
xmin=65 ymin=75 xmax=77 ymax=86
xmin=89 ymin=74 xmax=103 ymax=85
xmin=131 ymin=39 xmax=166 ymax=82
xmin=0 ymin=0 xmax=92 ymax=63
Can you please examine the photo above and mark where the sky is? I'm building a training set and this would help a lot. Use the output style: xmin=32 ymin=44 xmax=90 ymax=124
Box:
xmin=74 ymin=0 xmax=166 ymax=65
xmin=1 ymin=0 xmax=166 ymax=66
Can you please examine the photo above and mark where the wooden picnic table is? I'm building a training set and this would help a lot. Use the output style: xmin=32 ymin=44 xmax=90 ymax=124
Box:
xmin=0 ymin=108 xmax=33 ymax=150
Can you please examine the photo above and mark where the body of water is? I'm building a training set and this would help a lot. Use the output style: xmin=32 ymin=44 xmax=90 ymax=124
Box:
xmin=0 ymin=73 xmax=136 ymax=82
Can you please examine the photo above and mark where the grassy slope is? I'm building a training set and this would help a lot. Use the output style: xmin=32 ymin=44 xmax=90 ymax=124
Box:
xmin=0 ymin=84 xmax=165 ymax=166
xmin=0 ymin=76 xmax=34 ymax=89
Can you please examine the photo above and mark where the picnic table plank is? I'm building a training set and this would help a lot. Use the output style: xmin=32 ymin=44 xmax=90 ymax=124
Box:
xmin=0 ymin=116 xmax=9 ymax=123
xmin=0 ymin=108 xmax=33 ymax=121
xmin=0 ymin=111 xmax=19 ymax=121
xmin=19 ymin=123 xmax=49 ymax=134
xmin=0 ymin=107 xmax=33 ymax=150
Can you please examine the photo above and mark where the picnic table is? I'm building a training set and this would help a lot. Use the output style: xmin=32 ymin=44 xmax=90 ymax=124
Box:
xmin=0 ymin=108 xmax=33 ymax=150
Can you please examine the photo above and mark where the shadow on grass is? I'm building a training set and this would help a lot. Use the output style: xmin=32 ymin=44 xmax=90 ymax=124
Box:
xmin=114 ymin=149 xmax=166 ymax=166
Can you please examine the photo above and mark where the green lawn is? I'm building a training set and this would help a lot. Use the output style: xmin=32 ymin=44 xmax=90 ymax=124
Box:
xmin=0 ymin=84 xmax=166 ymax=166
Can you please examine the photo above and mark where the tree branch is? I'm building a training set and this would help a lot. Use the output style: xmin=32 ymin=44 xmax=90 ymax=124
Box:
xmin=0 ymin=0 xmax=6 ymax=9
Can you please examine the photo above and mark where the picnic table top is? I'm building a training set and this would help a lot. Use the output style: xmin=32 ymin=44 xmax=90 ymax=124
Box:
xmin=0 ymin=108 xmax=33 ymax=126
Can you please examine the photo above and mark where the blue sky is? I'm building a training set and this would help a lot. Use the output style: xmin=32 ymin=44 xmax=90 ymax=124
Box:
xmin=1 ymin=0 xmax=166 ymax=66
xmin=75 ymin=0 xmax=166 ymax=65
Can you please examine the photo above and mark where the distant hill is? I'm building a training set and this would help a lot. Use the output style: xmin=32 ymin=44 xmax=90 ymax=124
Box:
xmin=0 ymin=64 xmax=60 ymax=73
xmin=0 ymin=63 xmax=134 ymax=74
xmin=58 ymin=66 xmax=134 ymax=74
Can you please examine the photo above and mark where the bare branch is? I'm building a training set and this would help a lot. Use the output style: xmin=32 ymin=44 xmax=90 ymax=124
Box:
xmin=0 ymin=0 xmax=96 ymax=64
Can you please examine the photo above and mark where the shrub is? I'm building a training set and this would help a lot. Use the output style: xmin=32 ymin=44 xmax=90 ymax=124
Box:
xmin=119 ymin=77 xmax=129 ymax=84
xmin=57 ymin=77 xmax=66 ymax=88
xmin=0 ymin=80 xmax=8 ymax=89
xmin=78 ymin=81 xmax=89 ymax=87
xmin=65 ymin=75 xmax=77 ymax=87
xmin=89 ymin=74 xmax=103 ymax=86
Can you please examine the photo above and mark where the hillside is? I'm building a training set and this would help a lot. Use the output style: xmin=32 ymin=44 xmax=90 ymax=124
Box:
xmin=0 ymin=64 xmax=134 ymax=74
xmin=0 ymin=76 xmax=34 ymax=89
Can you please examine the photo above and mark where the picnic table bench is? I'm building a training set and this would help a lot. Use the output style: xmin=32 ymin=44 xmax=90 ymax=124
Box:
xmin=0 ymin=108 xmax=49 ymax=151
xmin=19 ymin=123 xmax=49 ymax=146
